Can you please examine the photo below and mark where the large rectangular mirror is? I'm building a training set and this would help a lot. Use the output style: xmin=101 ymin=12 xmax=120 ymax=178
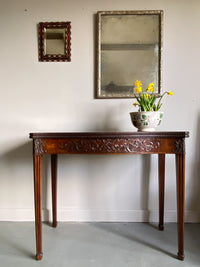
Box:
xmin=96 ymin=10 xmax=163 ymax=98
xmin=38 ymin=22 xmax=71 ymax=62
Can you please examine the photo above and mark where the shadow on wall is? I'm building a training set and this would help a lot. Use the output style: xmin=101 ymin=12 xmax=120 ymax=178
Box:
xmin=0 ymin=141 xmax=50 ymax=215
xmin=78 ymin=114 xmax=152 ymax=221
xmin=0 ymin=142 xmax=33 ymax=212
xmin=0 ymin=142 xmax=33 ymax=186
xmin=0 ymin=132 xmax=152 ymax=222
xmin=141 ymin=155 xmax=151 ymax=221
xmin=57 ymin=116 xmax=152 ymax=222
xmin=89 ymin=117 xmax=152 ymax=220
xmin=87 ymin=107 xmax=121 ymax=132
xmin=187 ymin=112 xmax=200 ymax=217
xmin=58 ymin=153 xmax=152 ymax=221
xmin=0 ymin=141 xmax=32 ymax=163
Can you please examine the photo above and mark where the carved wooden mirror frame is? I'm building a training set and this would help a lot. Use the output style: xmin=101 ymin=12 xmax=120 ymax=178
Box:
xmin=38 ymin=22 xmax=71 ymax=62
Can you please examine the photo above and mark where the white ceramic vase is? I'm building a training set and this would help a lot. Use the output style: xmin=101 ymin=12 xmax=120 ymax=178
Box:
xmin=130 ymin=111 xmax=164 ymax=132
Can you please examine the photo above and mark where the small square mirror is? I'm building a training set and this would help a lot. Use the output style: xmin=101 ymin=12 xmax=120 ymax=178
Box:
xmin=38 ymin=22 xmax=71 ymax=62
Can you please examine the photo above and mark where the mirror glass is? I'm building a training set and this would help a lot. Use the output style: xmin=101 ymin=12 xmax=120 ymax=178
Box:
xmin=96 ymin=11 xmax=163 ymax=98
xmin=45 ymin=29 xmax=65 ymax=55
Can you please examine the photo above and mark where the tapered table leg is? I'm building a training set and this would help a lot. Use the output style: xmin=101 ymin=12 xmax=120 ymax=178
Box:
xmin=51 ymin=154 xmax=58 ymax=228
xmin=176 ymin=154 xmax=185 ymax=261
xmin=34 ymin=154 xmax=43 ymax=260
xmin=158 ymin=154 xmax=165 ymax=231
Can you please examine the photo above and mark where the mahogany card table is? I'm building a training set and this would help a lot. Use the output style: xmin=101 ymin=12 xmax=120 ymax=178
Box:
xmin=29 ymin=131 xmax=189 ymax=260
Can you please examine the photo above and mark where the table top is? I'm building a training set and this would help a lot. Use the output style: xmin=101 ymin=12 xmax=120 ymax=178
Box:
xmin=29 ymin=131 xmax=189 ymax=139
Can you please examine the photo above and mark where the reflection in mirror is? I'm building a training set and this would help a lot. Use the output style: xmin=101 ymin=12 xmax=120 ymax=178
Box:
xmin=38 ymin=22 xmax=71 ymax=62
xmin=45 ymin=29 xmax=65 ymax=55
xmin=96 ymin=10 xmax=163 ymax=98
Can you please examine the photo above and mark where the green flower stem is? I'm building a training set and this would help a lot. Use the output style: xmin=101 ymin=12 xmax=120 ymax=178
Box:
xmin=155 ymin=91 xmax=168 ymax=111
xmin=134 ymin=91 xmax=170 ymax=112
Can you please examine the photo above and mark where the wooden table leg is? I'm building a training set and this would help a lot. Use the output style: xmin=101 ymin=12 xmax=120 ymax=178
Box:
xmin=34 ymin=154 xmax=43 ymax=260
xmin=176 ymin=154 xmax=185 ymax=261
xmin=51 ymin=154 xmax=58 ymax=228
xmin=158 ymin=154 xmax=165 ymax=231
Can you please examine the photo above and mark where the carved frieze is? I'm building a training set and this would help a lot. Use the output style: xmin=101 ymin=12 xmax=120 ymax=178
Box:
xmin=58 ymin=138 xmax=160 ymax=153
xmin=34 ymin=139 xmax=46 ymax=154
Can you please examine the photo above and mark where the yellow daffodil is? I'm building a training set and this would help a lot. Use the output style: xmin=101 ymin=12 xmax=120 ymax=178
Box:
xmin=147 ymin=83 xmax=154 ymax=92
xmin=167 ymin=90 xmax=173 ymax=95
xmin=135 ymin=80 xmax=142 ymax=87
xmin=148 ymin=83 xmax=154 ymax=87
xmin=147 ymin=87 xmax=154 ymax=92
xmin=132 ymin=79 xmax=173 ymax=112
xmin=135 ymin=86 xmax=142 ymax=93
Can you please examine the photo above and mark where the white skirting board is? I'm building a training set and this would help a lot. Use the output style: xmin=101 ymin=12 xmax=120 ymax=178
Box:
xmin=0 ymin=209 xmax=200 ymax=222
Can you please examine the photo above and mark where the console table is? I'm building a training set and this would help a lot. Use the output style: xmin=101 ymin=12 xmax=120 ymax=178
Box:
xmin=29 ymin=131 xmax=189 ymax=261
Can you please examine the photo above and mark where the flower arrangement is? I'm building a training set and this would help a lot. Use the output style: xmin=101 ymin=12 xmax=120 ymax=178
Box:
xmin=133 ymin=80 xmax=173 ymax=112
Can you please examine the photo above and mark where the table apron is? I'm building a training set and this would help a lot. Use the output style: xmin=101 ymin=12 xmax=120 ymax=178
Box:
xmin=33 ymin=137 xmax=185 ymax=155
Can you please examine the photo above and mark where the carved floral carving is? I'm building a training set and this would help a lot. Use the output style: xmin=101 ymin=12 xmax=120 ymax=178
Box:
xmin=173 ymin=139 xmax=185 ymax=154
xmin=58 ymin=138 xmax=160 ymax=153
xmin=34 ymin=139 xmax=46 ymax=154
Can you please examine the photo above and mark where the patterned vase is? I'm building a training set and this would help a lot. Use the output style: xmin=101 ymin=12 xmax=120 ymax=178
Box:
xmin=130 ymin=111 xmax=164 ymax=132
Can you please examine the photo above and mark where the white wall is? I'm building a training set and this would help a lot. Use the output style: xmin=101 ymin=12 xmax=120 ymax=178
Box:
xmin=0 ymin=0 xmax=199 ymax=222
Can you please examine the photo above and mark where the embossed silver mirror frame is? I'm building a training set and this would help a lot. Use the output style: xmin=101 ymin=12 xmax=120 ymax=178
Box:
xmin=96 ymin=10 xmax=163 ymax=99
